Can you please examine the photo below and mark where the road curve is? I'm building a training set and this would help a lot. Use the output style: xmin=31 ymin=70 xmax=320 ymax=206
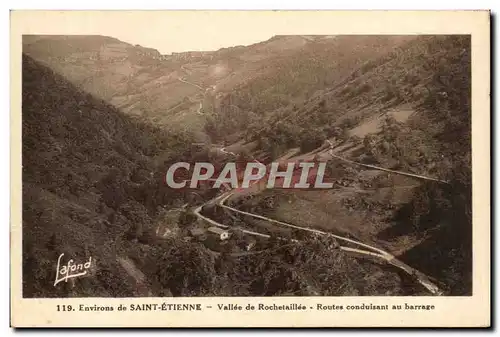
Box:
xmin=189 ymin=145 xmax=443 ymax=295
xmin=217 ymin=191 xmax=442 ymax=295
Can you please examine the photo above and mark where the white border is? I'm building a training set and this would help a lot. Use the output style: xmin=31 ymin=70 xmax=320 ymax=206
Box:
xmin=3 ymin=2 xmax=496 ymax=335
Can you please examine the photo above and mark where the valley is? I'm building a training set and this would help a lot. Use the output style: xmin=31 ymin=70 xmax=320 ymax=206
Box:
xmin=22 ymin=34 xmax=471 ymax=297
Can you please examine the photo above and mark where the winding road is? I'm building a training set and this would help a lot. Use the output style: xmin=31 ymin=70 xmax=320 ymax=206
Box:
xmin=177 ymin=77 xmax=205 ymax=91
xmin=189 ymin=143 xmax=444 ymax=295
xmin=325 ymin=140 xmax=449 ymax=184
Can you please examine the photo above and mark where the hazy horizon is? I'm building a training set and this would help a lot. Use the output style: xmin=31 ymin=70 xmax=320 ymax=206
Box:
xmin=105 ymin=33 xmax=275 ymax=55
xmin=19 ymin=11 xmax=303 ymax=54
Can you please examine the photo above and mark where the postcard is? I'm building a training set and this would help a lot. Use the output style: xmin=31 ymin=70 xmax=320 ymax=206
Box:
xmin=10 ymin=10 xmax=490 ymax=327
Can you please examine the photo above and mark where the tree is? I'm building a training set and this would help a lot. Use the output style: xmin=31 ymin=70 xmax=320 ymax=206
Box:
xmin=299 ymin=128 xmax=326 ymax=153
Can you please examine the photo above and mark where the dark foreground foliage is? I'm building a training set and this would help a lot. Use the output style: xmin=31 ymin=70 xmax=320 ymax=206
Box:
xmin=22 ymin=55 xmax=402 ymax=297
xmin=22 ymin=54 xmax=195 ymax=297
xmin=371 ymin=36 xmax=472 ymax=295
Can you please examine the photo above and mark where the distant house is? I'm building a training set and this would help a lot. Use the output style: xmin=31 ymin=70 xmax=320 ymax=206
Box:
xmin=155 ymin=219 xmax=180 ymax=239
xmin=207 ymin=227 xmax=231 ymax=241
xmin=189 ymin=227 xmax=207 ymax=241
xmin=155 ymin=226 xmax=179 ymax=239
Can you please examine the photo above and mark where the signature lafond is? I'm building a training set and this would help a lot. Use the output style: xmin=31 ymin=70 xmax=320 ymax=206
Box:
xmin=54 ymin=253 xmax=93 ymax=286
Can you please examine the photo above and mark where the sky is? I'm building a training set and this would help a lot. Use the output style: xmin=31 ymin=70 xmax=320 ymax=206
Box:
xmin=14 ymin=11 xmax=483 ymax=54
xmin=16 ymin=11 xmax=298 ymax=54
xmin=96 ymin=11 xmax=278 ymax=54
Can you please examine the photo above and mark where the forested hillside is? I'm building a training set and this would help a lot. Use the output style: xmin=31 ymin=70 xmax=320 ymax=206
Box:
xmin=22 ymin=54 xmax=194 ymax=296
xmin=23 ymin=54 xmax=407 ymax=297
xmin=236 ymin=35 xmax=472 ymax=295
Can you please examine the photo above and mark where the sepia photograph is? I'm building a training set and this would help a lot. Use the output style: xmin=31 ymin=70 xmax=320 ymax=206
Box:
xmin=10 ymin=10 xmax=490 ymax=327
